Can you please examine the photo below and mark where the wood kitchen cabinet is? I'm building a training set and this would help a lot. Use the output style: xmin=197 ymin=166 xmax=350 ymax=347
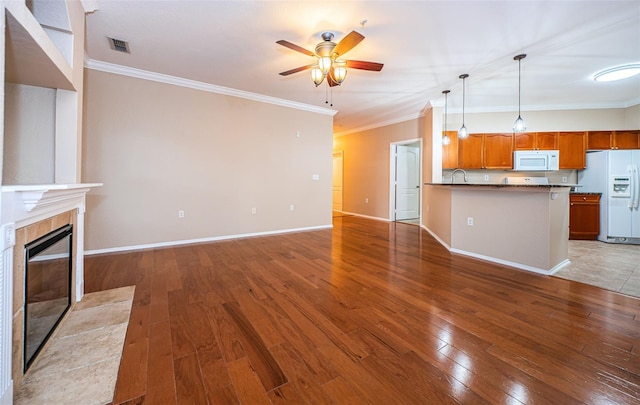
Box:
xmin=442 ymin=131 xmax=458 ymax=169
xmin=569 ymin=193 xmax=600 ymax=240
xmin=558 ymin=131 xmax=586 ymax=169
xmin=514 ymin=132 xmax=558 ymax=150
xmin=458 ymin=133 xmax=513 ymax=169
xmin=587 ymin=130 xmax=640 ymax=150
xmin=457 ymin=133 xmax=484 ymax=169
xmin=484 ymin=133 xmax=514 ymax=168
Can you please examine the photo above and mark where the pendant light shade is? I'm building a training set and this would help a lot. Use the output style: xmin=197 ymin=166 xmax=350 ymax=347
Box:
xmin=442 ymin=90 xmax=451 ymax=146
xmin=311 ymin=66 xmax=324 ymax=86
xmin=458 ymin=74 xmax=469 ymax=139
xmin=331 ymin=60 xmax=348 ymax=85
xmin=513 ymin=54 xmax=527 ymax=132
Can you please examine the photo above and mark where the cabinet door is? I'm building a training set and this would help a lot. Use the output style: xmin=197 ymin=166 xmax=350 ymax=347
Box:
xmin=536 ymin=132 xmax=558 ymax=150
xmin=558 ymin=131 xmax=586 ymax=169
xmin=514 ymin=133 xmax=536 ymax=150
xmin=484 ymin=133 xmax=514 ymax=169
xmin=569 ymin=194 xmax=600 ymax=240
xmin=587 ymin=131 xmax=613 ymax=150
xmin=614 ymin=130 xmax=640 ymax=149
xmin=442 ymin=131 xmax=459 ymax=169
xmin=457 ymin=134 xmax=483 ymax=169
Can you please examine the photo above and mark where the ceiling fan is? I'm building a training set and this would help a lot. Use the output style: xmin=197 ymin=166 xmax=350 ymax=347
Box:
xmin=277 ymin=31 xmax=384 ymax=87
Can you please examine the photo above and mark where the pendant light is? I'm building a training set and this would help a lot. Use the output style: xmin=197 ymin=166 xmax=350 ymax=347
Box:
xmin=513 ymin=54 xmax=527 ymax=132
xmin=458 ymin=74 xmax=469 ymax=139
xmin=442 ymin=90 xmax=451 ymax=146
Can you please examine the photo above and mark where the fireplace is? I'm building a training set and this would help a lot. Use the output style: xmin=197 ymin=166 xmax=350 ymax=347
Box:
xmin=23 ymin=224 xmax=73 ymax=372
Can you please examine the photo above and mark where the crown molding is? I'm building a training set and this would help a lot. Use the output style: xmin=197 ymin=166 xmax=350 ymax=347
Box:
xmin=85 ymin=59 xmax=337 ymax=116
xmin=334 ymin=112 xmax=425 ymax=137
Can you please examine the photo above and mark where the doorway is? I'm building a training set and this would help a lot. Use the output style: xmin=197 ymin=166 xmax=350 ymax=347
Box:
xmin=390 ymin=140 xmax=422 ymax=223
xmin=333 ymin=151 xmax=344 ymax=213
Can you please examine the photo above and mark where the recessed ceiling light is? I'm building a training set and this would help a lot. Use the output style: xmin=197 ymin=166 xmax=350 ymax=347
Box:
xmin=593 ymin=64 xmax=640 ymax=82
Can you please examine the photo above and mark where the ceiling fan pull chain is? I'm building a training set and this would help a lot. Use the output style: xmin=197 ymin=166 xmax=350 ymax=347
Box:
xmin=325 ymin=85 xmax=328 ymax=104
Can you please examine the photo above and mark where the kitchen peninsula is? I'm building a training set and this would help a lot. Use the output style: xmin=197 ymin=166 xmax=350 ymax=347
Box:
xmin=424 ymin=182 xmax=572 ymax=274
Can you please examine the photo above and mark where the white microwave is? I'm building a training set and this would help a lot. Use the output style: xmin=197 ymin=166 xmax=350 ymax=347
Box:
xmin=513 ymin=150 xmax=559 ymax=171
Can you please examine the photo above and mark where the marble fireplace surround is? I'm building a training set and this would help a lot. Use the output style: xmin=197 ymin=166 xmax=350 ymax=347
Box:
xmin=2 ymin=183 xmax=101 ymax=390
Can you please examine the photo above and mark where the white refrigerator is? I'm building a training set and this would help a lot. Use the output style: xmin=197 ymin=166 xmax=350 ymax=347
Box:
xmin=578 ymin=150 xmax=640 ymax=244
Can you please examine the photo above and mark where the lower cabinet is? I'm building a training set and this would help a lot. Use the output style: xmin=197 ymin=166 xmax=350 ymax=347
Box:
xmin=569 ymin=193 xmax=601 ymax=240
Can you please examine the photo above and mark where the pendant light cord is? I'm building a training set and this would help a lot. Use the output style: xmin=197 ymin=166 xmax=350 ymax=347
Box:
xmin=518 ymin=58 xmax=521 ymax=116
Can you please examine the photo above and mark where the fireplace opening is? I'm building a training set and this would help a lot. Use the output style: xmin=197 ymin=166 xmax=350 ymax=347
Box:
xmin=23 ymin=224 xmax=73 ymax=372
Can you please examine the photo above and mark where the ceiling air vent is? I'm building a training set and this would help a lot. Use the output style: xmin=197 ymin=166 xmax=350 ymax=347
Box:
xmin=108 ymin=37 xmax=130 ymax=53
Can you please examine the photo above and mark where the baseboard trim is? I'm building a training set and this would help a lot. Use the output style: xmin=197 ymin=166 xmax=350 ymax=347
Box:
xmin=85 ymin=224 xmax=333 ymax=256
xmin=339 ymin=211 xmax=391 ymax=222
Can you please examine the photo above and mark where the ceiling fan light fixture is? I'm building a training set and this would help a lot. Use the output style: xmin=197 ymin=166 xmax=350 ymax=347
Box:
xmin=311 ymin=66 xmax=324 ymax=86
xmin=318 ymin=56 xmax=333 ymax=75
xmin=593 ymin=64 xmax=640 ymax=82
xmin=513 ymin=54 xmax=527 ymax=133
xmin=331 ymin=60 xmax=347 ymax=85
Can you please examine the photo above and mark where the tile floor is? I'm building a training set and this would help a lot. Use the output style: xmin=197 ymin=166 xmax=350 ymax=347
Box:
xmin=15 ymin=286 xmax=134 ymax=405
xmin=555 ymin=240 xmax=640 ymax=298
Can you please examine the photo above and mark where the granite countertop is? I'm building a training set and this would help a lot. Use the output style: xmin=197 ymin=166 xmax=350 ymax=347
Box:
xmin=425 ymin=183 xmax=575 ymax=188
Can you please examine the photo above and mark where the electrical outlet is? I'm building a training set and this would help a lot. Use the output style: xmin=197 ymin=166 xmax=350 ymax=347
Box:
xmin=365 ymin=198 xmax=369 ymax=204
xmin=178 ymin=210 xmax=185 ymax=219
xmin=562 ymin=177 xmax=567 ymax=183
xmin=290 ymin=204 xmax=295 ymax=211
xmin=467 ymin=217 xmax=474 ymax=226
xmin=296 ymin=130 xmax=301 ymax=138
xmin=312 ymin=174 xmax=320 ymax=180
xmin=484 ymin=174 xmax=490 ymax=181
xmin=251 ymin=207 xmax=257 ymax=215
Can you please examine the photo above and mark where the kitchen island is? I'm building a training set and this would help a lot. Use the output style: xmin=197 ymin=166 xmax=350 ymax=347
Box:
xmin=423 ymin=183 xmax=572 ymax=274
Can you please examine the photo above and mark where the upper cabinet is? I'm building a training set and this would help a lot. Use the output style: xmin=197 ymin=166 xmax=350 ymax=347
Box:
xmin=442 ymin=131 xmax=458 ymax=169
xmin=458 ymin=133 xmax=513 ymax=169
xmin=587 ymin=130 xmax=640 ymax=150
xmin=514 ymin=132 xmax=558 ymax=150
xmin=558 ymin=132 xmax=586 ymax=169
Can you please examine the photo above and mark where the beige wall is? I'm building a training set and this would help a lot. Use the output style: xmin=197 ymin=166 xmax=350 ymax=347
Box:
xmin=82 ymin=69 xmax=333 ymax=251
xmin=446 ymin=107 xmax=636 ymax=133
xmin=625 ymin=104 xmax=640 ymax=128
xmin=3 ymin=84 xmax=56 ymax=184
xmin=333 ymin=117 xmax=424 ymax=220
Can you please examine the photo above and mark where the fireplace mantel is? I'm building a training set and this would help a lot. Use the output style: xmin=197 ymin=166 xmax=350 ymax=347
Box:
xmin=2 ymin=183 xmax=102 ymax=227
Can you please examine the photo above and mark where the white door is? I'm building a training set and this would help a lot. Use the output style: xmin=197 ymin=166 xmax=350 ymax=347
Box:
xmin=333 ymin=152 xmax=343 ymax=212
xmin=395 ymin=145 xmax=420 ymax=220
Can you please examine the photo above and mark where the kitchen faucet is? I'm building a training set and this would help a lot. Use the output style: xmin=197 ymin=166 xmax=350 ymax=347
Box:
xmin=451 ymin=168 xmax=468 ymax=183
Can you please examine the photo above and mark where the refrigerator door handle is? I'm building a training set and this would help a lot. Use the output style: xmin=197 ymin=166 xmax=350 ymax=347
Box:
xmin=633 ymin=164 xmax=639 ymax=209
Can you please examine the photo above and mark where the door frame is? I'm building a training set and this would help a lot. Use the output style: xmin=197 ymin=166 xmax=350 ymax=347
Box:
xmin=389 ymin=138 xmax=423 ymax=221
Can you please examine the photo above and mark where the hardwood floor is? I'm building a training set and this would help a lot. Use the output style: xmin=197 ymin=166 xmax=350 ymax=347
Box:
xmin=85 ymin=215 xmax=640 ymax=404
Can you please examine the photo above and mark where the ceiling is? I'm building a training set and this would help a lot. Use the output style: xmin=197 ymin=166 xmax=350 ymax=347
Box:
xmin=84 ymin=1 xmax=640 ymax=136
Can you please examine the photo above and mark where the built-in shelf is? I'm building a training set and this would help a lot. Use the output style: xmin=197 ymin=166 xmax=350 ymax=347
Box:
xmin=4 ymin=2 xmax=74 ymax=90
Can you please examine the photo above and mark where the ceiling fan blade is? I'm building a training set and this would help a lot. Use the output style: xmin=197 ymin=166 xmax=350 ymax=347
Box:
xmin=346 ymin=60 xmax=384 ymax=71
xmin=333 ymin=31 xmax=365 ymax=57
xmin=276 ymin=40 xmax=315 ymax=56
xmin=279 ymin=65 xmax=314 ymax=76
